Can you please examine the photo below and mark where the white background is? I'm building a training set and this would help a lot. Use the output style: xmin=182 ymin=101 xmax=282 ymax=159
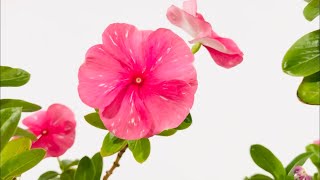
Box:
xmin=1 ymin=0 xmax=319 ymax=179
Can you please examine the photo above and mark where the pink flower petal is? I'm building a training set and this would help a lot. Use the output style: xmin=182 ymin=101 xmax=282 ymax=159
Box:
xmin=314 ymin=140 xmax=320 ymax=145
xmin=100 ymin=87 xmax=152 ymax=140
xmin=22 ymin=111 xmax=48 ymax=136
xmin=183 ymin=0 xmax=197 ymax=16
xmin=167 ymin=5 xmax=212 ymax=38
xmin=46 ymin=104 xmax=76 ymax=134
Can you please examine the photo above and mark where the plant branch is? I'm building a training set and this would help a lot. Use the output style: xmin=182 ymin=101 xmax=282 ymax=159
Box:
xmin=103 ymin=145 xmax=128 ymax=180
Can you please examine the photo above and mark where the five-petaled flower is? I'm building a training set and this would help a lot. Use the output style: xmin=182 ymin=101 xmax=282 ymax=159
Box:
xmin=78 ymin=23 xmax=197 ymax=140
xmin=23 ymin=104 xmax=76 ymax=157
xmin=167 ymin=0 xmax=243 ymax=68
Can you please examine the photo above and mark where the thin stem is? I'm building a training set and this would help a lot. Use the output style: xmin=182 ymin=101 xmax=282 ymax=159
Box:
xmin=103 ymin=145 xmax=128 ymax=180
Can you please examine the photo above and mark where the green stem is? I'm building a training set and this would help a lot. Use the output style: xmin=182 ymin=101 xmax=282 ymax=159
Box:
xmin=191 ymin=43 xmax=201 ymax=54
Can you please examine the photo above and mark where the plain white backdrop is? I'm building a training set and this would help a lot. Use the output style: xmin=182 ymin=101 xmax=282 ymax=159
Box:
xmin=1 ymin=0 xmax=319 ymax=179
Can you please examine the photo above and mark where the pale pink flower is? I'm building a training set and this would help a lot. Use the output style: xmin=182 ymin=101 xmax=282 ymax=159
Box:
xmin=294 ymin=166 xmax=312 ymax=180
xmin=23 ymin=104 xmax=76 ymax=157
xmin=314 ymin=140 xmax=320 ymax=145
xmin=78 ymin=23 xmax=197 ymax=140
xmin=167 ymin=0 xmax=243 ymax=68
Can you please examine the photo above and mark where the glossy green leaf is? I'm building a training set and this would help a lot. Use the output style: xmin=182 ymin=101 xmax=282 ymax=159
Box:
xmin=306 ymin=144 xmax=320 ymax=168
xmin=304 ymin=0 xmax=320 ymax=21
xmin=60 ymin=169 xmax=75 ymax=180
xmin=128 ymin=138 xmax=151 ymax=163
xmin=282 ymin=30 xmax=320 ymax=77
xmin=0 ymin=137 xmax=32 ymax=166
xmin=158 ymin=129 xmax=177 ymax=136
xmin=0 ymin=66 xmax=30 ymax=87
xmin=0 ymin=107 xmax=22 ymax=151
xmin=250 ymin=144 xmax=286 ymax=179
xmin=74 ymin=156 xmax=95 ymax=180
xmin=100 ymin=133 xmax=127 ymax=157
xmin=175 ymin=113 xmax=192 ymax=130
xmin=0 ymin=99 xmax=41 ymax=112
xmin=0 ymin=148 xmax=46 ymax=179
xmin=84 ymin=112 xmax=106 ymax=130
xmin=285 ymin=152 xmax=313 ymax=175
xmin=297 ymin=72 xmax=320 ymax=105
xmin=14 ymin=127 xmax=37 ymax=141
xmin=38 ymin=171 xmax=59 ymax=180
xmin=59 ymin=159 xmax=79 ymax=171
xmin=248 ymin=174 xmax=273 ymax=180
xmin=91 ymin=153 xmax=103 ymax=180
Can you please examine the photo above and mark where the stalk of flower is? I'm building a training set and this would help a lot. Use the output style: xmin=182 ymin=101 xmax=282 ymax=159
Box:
xmin=22 ymin=104 xmax=76 ymax=157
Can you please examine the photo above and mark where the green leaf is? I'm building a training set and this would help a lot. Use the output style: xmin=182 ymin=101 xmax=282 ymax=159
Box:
xmin=248 ymin=174 xmax=273 ymax=180
xmin=285 ymin=152 xmax=313 ymax=175
xmin=282 ymin=30 xmax=320 ymax=77
xmin=14 ymin=127 xmax=37 ymax=141
xmin=304 ymin=0 xmax=320 ymax=21
xmin=0 ymin=148 xmax=46 ymax=179
xmin=313 ymin=173 xmax=319 ymax=180
xmin=128 ymin=138 xmax=151 ymax=163
xmin=91 ymin=153 xmax=103 ymax=180
xmin=0 ymin=66 xmax=30 ymax=87
xmin=84 ymin=112 xmax=106 ymax=130
xmin=59 ymin=159 xmax=79 ymax=171
xmin=100 ymin=133 xmax=127 ymax=157
xmin=0 ymin=99 xmax=41 ymax=112
xmin=74 ymin=156 xmax=95 ymax=180
xmin=0 ymin=107 xmax=22 ymax=151
xmin=306 ymin=144 xmax=320 ymax=169
xmin=250 ymin=144 xmax=286 ymax=179
xmin=297 ymin=72 xmax=320 ymax=105
xmin=38 ymin=171 xmax=59 ymax=180
xmin=175 ymin=113 xmax=192 ymax=130
xmin=0 ymin=137 xmax=32 ymax=166
xmin=158 ymin=129 xmax=177 ymax=136
xmin=60 ymin=169 xmax=75 ymax=180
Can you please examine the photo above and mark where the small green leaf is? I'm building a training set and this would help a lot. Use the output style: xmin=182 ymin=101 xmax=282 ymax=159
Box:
xmin=0 ymin=66 xmax=30 ymax=87
xmin=250 ymin=144 xmax=286 ymax=179
xmin=0 ymin=99 xmax=41 ymax=112
xmin=0 ymin=107 xmax=22 ymax=151
xmin=158 ymin=129 xmax=177 ymax=136
xmin=91 ymin=153 xmax=103 ymax=180
xmin=128 ymin=138 xmax=151 ymax=163
xmin=282 ymin=30 xmax=320 ymax=77
xmin=0 ymin=148 xmax=46 ymax=179
xmin=60 ymin=169 xmax=75 ymax=180
xmin=0 ymin=137 xmax=32 ymax=166
xmin=304 ymin=0 xmax=320 ymax=21
xmin=59 ymin=159 xmax=79 ymax=171
xmin=38 ymin=171 xmax=59 ymax=180
xmin=297 ymin=72 xmax=320 ymax=105
xmin=100 ymin=133 xmax=127 ymax=157
xmin=74 ymin=156 xmax=95 ymax=180
xmin=191 ymin=43 xmax=201 ymax=54
xmin=84 ymin=112 xmax=106 ymax=130
xmin=248 ymin=174 xmax=273 ymax=180
xmin=306 ymin=144 xmax=320 ymax=169
xmin=285 ymin=152 xmax=313 ymax=175
xmin=14 ymin=127 xmax=37 ymax=141
xmin=175 ymin=113 xmax=192 ymax=130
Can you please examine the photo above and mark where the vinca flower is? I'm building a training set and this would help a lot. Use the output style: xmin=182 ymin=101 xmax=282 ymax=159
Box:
xmin=167 ymin=0 xmax=243 ymax=68
xmin=78 ymin=23 xmax=197 ymax=140
xmin=23 ymin=104 xmax=76 ymax=157
xmin=294 ymin=166 xmax=312 ymax=180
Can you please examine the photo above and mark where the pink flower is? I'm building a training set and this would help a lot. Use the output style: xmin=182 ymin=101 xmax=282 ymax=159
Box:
xmin=22 ymin=104 xmax=76 ymax=157
xmin=294 ymin=166 xmax=312 ymax=180
xmin=167 ymin=0 xmax=243 ymax=68
xmin=314 ymin=140 xmax=320 ymax=145
xmin=78 ymin=23 xmax=197 ymax=140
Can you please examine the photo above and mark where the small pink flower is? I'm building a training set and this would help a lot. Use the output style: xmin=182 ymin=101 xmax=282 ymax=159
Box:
xmin=167 ymin=0 xmax=243 ymax=68
xmin=314 ymin=140 xmax=320 ymax=145
xmin=23 ymin=104 xmax=76 ymax=157
xmin=78 ymin=23 xmax=197 ymax=140
xmin=294 ymin=166 xmax=312 ymax=180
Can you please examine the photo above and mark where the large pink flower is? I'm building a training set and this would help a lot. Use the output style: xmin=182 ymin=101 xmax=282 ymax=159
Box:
xmin=22 ymin=104 xmax=76 ymax=157
xmin=167 ymin=0 xmax=243 ymax=68
xmin=78 ymin=23 xmax=197 ymax=140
